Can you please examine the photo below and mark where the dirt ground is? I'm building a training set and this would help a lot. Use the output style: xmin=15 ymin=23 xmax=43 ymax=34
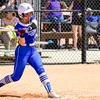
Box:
xmin=0 ymin=64 xmax=100 ymax=100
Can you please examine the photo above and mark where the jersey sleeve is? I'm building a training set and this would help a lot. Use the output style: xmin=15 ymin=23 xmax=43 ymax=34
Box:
xmin=30 ymin=16 xmax=37 ymax=27
xmin=30 ymin=16 xmax=36 ymax=22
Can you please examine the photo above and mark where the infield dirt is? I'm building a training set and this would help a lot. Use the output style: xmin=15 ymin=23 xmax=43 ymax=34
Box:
xmin=0 ymin=64 xmax=100 ymax=100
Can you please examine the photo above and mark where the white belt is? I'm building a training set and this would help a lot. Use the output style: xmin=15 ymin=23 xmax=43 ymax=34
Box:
xmin=26 ymin=42 xmax=35 ymax=46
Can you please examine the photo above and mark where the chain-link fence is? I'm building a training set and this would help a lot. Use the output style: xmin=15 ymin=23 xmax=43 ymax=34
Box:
xmin=0 ymin=0 xmax=100 ymax=65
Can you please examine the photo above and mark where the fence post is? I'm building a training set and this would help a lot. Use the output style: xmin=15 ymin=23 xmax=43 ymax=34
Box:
xmin=36 ymin=0 xmax=41 ymax=49
xmin=81 ymin=0 xmax=87 ymax=64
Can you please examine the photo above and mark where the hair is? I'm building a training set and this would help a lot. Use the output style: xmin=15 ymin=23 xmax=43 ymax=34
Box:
xmin=60 ymin=1 xmax=68 ymax=9
xmin=86 ymin=8 xmax=93 ymax=15
xmin=5 ymin=11 xmax=16 ymax=17
xmin=76 ymin=0 xmax=82 ymax=4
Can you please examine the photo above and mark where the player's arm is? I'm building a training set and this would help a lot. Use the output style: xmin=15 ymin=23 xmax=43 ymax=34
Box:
xmin=29 ymin=16 xmax=37 ymax=30
xmin=18 ymin=37 xmax=25 ymax=46
xmin=31 ymin=19 xmax=37 ymax=27
xmin=28 ymin=22 xmax=37 ymax=31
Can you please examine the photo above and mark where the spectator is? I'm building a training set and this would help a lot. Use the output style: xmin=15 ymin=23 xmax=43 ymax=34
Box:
xmin=86 ymin=8 xmax=99 ymax=33
xmin=59 ymin=1 xmax=72 ymax=48
xmin=0 ymin=8 xmax=19 ymax=50
xmin=86 ymin=8 xmax=100 ymax=49
xmin=86 ymin=8 xmax=99 ymax=22
xmin=69 ymin=0 xmax=83 ymax=50
xmin=42 ymin=0 xmax=64 ymax=31
xmin=42 ymin=0 xmax=64 ymax=49
xmin=0 ymin=0 xmax=15 ymax=11
xmin=60 ymin=1 xmax=71 ymax=20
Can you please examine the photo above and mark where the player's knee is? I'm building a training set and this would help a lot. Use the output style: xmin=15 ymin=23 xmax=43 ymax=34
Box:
xmin=36 ymin=67 xmax=45 ymax=75
xmin=11 ymin=76 xmax=21 ymax=82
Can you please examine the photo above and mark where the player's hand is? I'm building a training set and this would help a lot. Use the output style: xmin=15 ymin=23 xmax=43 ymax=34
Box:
xmin=18 ymin=38 xmax=26 ymax=46
xmin=17 ymin=28 xmax=26 ymax=38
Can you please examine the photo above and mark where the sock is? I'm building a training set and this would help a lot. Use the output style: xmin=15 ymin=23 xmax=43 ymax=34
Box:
xmin=39 ymin=72 xmax=52 ymax=92
xmin=0 ymin=75 xmax=13 ymax=87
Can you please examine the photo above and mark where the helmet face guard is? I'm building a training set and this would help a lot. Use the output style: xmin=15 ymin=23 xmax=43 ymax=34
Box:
xmin=18 ymin=3 xmax=34 ymax=18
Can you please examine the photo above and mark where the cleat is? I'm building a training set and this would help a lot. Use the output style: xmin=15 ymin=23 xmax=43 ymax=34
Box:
xmin=0 ymin=83 xmax=4 ymax=87
xmin=48 ymin=91 xmax=60 ymax=98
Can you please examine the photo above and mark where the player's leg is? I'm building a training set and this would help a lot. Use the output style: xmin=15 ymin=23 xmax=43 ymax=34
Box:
xmin=0 ymin=45 xmax=29 ymax=87
xmin=28 ymin=48 xmax=60 ymax=98
xmin=0 ymin=75 xmax=14 ymax=87
xmin=28 ymin=50 xmax=52 ymax=92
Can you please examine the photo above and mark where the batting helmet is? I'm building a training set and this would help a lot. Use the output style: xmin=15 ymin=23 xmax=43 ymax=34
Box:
xmin=18 ymin=3 xmax=34 ymax=18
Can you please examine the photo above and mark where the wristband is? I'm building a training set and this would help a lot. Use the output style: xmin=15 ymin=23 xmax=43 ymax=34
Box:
xmin=20 ymin=35 xmax=24 ymax=38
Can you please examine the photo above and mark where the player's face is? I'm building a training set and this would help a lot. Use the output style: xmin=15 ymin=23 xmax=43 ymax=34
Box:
xmin=23 ymin=12 xmax=32 ymax=22
xmin=24 ymin=12 xmax=32 ymax=18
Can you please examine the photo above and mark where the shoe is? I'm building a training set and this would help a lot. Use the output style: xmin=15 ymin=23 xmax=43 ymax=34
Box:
xmin=52 ymin=28 xmax=56 ymax=32
xmin=0 ymin=83 xmax=4 ymax=87
xmin=60 ymin=45 xmax=66 ymax=49
xmin=71 ymin=47 xmax=78 ymax=51
xmin=48 ymin=91 xmax=60 ymax=98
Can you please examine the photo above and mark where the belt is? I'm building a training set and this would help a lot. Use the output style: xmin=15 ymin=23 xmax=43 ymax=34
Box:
xmin=26 ymin=42 xmax=35 ymax=46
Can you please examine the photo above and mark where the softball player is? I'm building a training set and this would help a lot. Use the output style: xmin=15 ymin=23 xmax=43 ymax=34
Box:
xmin=0 ymin=3 xmax=60 ymax=98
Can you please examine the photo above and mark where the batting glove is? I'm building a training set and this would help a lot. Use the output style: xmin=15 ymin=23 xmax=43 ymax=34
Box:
xmin=17 ymin=28 xmax=26 ymax=38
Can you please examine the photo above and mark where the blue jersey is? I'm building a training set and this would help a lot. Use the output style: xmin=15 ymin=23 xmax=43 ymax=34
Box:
xmin=15 ymin=16 xmax=37 ymax=45
xmin=86 ymin=15 xmax=100 ymax=22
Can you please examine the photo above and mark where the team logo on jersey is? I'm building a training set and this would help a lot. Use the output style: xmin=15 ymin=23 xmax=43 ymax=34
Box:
xmin=28 ymin=29 xmax=36 ymax=36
